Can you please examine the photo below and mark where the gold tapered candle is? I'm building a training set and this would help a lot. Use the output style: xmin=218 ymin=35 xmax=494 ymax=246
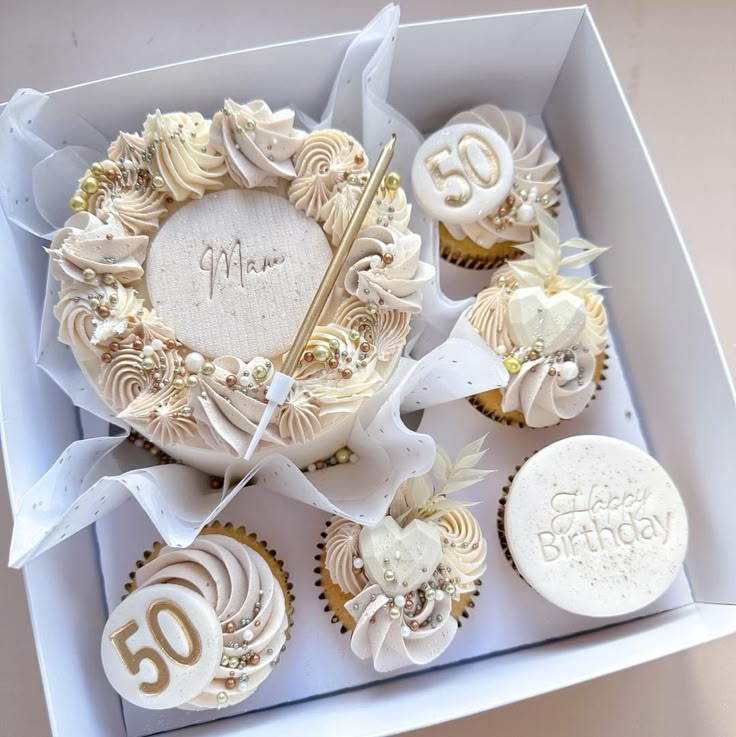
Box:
xmin=245 ymin=134 xmax=397 ymax=460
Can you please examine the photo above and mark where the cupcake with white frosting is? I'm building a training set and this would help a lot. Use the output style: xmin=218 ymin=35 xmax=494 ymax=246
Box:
xmin=412 ymin=103 xmax=560 ymax=269
xmin=101 ymin=521 xmax=292 ymax=711
xmin=317 ymin=438 xmax=489 ymax=672
xmin=467 ymin=207 xmax=609 ymax=428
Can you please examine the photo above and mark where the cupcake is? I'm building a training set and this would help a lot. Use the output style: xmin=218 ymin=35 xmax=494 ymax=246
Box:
xmin=412 ymin=104 xmax=560 ymax=269
xmin=498 ymin=436 xmax=688 ymax=617
xmin=50 ymin=100 xmax=433 ymax=476
xmin=101 ymin=522 xmax=292 ymax=710
xmin=467 ymin=206 xmax=609 ymax=427
xmin=317 ymin=438 xmax=489 ymax=672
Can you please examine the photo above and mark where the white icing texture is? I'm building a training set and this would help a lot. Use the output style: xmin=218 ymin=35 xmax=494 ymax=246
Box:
xmin=501 ymin=346 xmax=597 ymax=428
xmin=344 ymin=225 xmax=434 ymax=313
xmin=289 ymin=129 xmax=368 ymax=218
xmin=210 ymin=99 xmax=304 ymax=188
xmin=143 ymin=111 xmax=226 ymax=201
xmin=50 ymin=211 xmax=147 ymax=285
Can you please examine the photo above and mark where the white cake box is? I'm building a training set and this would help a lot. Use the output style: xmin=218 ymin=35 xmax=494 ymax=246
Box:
xmin=2 ymin=5 xmax=736 ymax=737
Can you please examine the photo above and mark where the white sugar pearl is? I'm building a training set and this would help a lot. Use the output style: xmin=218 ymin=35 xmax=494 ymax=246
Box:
xmin=142 ymin=345 xmax=154 ymax=356
xmin=349 ymin=453 xmax=359 ymax=463
xmin=151 ymin=338 xmax=164 ymax=350
xmin=401 ymin=625 xmax=411 ymax=638
xmin=496 ymin=344 xmax=507 ymax=356
xmin=558 ymin=361 xmax=579 ymax=382
xmin=434 ymin=589 xmax=446 ymax=601
xmin=353 ymin=557 xmax=364 ymax=570
xmin=239 ymin=376 xmax=249 ymax=387
xmin=307 ymin=463 xmax=317 ymax=473
xmin=243 ymin=629 xmax=254 ymax=643
xmin=394 ymin=594 xmax=406 ymax=608
xmin=184 ymin=352 xmax=205 ymax=373
xmin=238 ymin=681 xmax=249 ymax=692
xmin=517 ymin=202 xmax=535 ymax=223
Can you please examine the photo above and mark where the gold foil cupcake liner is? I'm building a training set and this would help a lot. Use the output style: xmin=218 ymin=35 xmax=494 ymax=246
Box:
xmin=497 ymin=461 xmax=528 ymax=576
xmin=124 ymin=521 xmax=295 ymax=636
xmin=468 ymin=350 xmax=608 ymax=428
xmin=439 ymin=224 xmax=525 ymax=271
xmin=315 ymin=519 xmax=480 ymax=634
xmin=438 ymin=200 xmax=561 ymax=271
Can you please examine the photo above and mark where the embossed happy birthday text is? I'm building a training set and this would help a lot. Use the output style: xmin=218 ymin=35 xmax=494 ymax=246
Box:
xmin=537 ymin=485 xmax=673 ymax=562
xmin=200 ymin=240 xmax=285 ymax=299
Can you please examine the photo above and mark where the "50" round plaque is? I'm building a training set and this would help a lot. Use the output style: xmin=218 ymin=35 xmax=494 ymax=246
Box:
xmin=411 ymin=123 xmax=514 ymax=225
xmin=101 ymin=583 xmax=223 ymax=709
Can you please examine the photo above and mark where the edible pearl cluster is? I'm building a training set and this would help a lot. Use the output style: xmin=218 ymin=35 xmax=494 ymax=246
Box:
xmin=223 ymin=359 xmax=272 ymax=396
xmin=304 ymin=447 xmax=359 ymax=473
xmin=301 ymin=328 xmax=375 ymax=380
xmin=492 ymin=274 xmax=584 ymax=385
xmin=484 ymin=175 xmax=553 ymax=232
xmin=126 ymin=431 xmax=177 ymax=465
xmin=213 ymin=591 xmax=286 ymax=708
xmin=69 ymin=158 xmax=164 ymax=213
xmin=350 ymin=551 xmax=462 ymax=639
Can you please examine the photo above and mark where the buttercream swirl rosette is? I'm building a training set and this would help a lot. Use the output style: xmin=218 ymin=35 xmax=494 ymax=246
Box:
xmin=100 ymin=522 xmax=292 ymax=711
xmin=50 ymin=100 xmax=433 ymax=474
xmin=468 ymin=207 xmax=609 ymax=428
xmin=413 ymin=104 xmax=560 ymax=270
xmin=316 ymin=438 xmax=489 ymax=672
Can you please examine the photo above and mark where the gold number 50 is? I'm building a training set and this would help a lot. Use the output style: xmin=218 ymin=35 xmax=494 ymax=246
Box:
xmin=109 ymin=598 xmax=203 ymax=696
xmin=424 ymin=133 xmax=501 ymax=208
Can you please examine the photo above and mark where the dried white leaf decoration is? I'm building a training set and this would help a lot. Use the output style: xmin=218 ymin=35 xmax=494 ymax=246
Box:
xmin=510 ymin=205 xmax=609 ymax=297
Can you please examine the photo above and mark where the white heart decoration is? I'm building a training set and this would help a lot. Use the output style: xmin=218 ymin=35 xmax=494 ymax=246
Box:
xmin=359 ymin=516 xmax=442 ymax=596
xmin=507 ymin=286 xmax=586 ymax=354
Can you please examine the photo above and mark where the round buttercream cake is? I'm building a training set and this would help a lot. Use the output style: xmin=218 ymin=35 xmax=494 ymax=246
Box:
xmin=501 ymin=435 xmax=688 ymax=617
xmin=49 ymin=100 xmax=433 ymax=474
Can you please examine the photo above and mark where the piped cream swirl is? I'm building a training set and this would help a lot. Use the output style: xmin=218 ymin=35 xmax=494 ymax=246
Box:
xmin=324 ymin=518 xmax=367 ymax=596
xmin=344 ymin=226 xmax=434 ymax=314
xmin=143 ymin=111 xmax=226 ymax=201
xmin=501 ymin=347 xmax=597 ymax=427
xmin=210 ymin=99 xmax=304 ymax=188
xmin=288 ymin=130 xmax=368 ymax=218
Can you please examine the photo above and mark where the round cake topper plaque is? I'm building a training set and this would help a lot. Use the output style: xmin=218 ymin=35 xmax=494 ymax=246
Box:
xmin=146 ymin=189 xmax=333 ymax=360
xmin=101 ymin=583 xmax=223 ymax=709
xmin=504 ymin=435 xmax=689 ymax=617
xmin=411 ymin=123 xmax=514 ymax=225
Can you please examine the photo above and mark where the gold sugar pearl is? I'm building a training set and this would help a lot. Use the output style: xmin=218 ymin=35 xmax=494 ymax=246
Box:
xmin=89 ymin=161 xmax=105 ymax=177
xmin=81 ymin=176 xmax=99 ymax=194
xmin=69 ymin=193 xmax=87 ymax=212
xmin=384 ymin=171 xmax=401 ymax=191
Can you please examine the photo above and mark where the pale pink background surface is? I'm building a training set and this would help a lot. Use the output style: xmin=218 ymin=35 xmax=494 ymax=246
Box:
xmin=1 ymin=1 xmax=735 ymax=735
